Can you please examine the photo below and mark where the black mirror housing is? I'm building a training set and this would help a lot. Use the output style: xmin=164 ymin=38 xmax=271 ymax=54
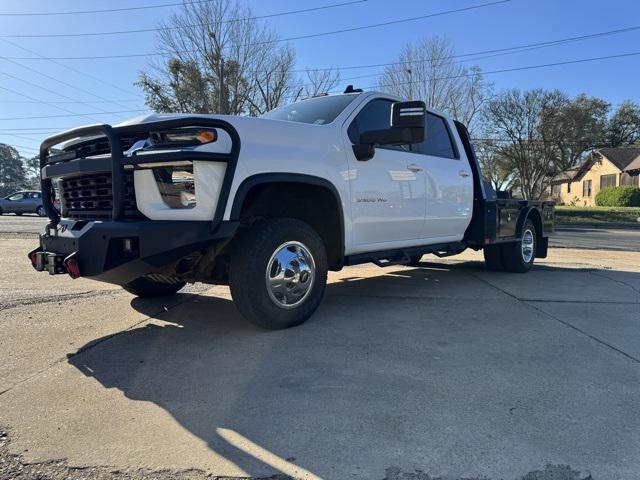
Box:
xmin=391 ymin=101 xmax=426 ymax=129
xmin=358 ymin=100 xmax=426 ymax=148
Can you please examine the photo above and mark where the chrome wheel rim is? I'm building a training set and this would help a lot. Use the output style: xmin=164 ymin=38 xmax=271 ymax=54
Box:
xmin=265 ymin=241 xmax=315 ymax=309
xmin=521 ymin=229 xmax=534 ymax=263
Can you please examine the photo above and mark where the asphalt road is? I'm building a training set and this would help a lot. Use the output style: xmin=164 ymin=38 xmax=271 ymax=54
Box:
xmin=3 ymin=215 xmax=638 ymax=252
xmin=552 ymin=226 xmax=640 ymax=252
xmin=1 ymin=225 xmax=639 ymax=479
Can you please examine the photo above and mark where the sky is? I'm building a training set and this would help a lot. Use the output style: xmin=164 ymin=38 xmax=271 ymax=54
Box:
xmin=0 ymin=0 xmax=639 ymax=159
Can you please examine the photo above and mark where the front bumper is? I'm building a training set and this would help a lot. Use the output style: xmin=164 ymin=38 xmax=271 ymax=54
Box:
xmin=29 ymin=219 xmax=238 ymax=285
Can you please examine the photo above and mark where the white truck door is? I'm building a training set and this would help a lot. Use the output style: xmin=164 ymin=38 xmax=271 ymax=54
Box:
xmin=345 ymin=98 xmax=427 ymax=247
xmin=413 ymin=113 xmax=473 ymax=240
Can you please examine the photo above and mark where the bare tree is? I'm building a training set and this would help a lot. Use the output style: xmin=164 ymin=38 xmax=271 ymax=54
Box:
xmin=300 ymin=68 xmax=341 ymax=98
xmin=137 ymin=0 xmax=299 ymax=116
xmin=483 ymin=89 xmax=564 ymax=200
xmin=474 ymin=139 xmax=516 ymax=192
xmin=379 ymin=36 xmax=492 ymax=133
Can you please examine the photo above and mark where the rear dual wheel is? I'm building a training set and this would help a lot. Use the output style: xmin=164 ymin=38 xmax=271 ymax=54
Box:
xmin=483 ymin=219 xmax=537 ymax=273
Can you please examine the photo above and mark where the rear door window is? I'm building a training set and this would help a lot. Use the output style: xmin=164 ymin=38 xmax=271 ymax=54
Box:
xmin=413 ymin=113 xmax=458 ymax=159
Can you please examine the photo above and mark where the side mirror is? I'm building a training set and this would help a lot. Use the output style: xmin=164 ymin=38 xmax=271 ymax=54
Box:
xmin=354 ymin=101 xmax=426 ymax=161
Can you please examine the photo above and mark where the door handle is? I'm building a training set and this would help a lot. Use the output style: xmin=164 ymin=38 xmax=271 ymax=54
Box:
xmin=458 ymin=170 xmax=470 ymax=177
xmin=407 ymin=163 xmax=423 ymax=172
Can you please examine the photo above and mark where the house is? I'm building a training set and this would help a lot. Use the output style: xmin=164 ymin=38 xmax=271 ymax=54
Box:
xmin=550 ymin=147 xmax=640 ymax=206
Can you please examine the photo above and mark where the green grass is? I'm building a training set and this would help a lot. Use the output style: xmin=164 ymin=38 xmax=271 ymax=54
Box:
xmin=555 ymin=206 xmax=640 ymax=225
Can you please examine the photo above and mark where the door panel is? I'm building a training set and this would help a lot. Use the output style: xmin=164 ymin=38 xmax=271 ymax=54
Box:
xmin=422 ymin=156 xmax=473 ymax=239
xmin=412 ymin=114 xmax=473 ymax=240
xmin=349 ymin=148 xmax=426 ymax=246
xmin=345 ymin=97 xmax=427 ymax=248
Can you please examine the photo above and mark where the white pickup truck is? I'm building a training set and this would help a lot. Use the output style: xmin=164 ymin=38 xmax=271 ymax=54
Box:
xmin=29 ymin=87 xmax=554 ymax=329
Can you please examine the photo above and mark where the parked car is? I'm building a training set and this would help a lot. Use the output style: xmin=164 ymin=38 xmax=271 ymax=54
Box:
xmin=0 ymin=191 xmax=49 ymax=216
xmin=29 ymin=88 xmax=554 ymax=329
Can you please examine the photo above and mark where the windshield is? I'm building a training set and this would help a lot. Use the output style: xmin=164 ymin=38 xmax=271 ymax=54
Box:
xmin=262 ymin=94 xmax=357 ymax=125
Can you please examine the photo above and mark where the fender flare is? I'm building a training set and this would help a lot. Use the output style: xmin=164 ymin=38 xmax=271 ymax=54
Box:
xmin=515 ymin=207 xmax=543 ymax=238
xmin=229 ymin=173 xmax=346 ymax=265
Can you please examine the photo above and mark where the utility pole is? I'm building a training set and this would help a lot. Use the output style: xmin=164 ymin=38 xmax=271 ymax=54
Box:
xmin=406 ymin=68 xmax=413 ymax=100
xmin=209 ymin=31 xmax=225 ymax=114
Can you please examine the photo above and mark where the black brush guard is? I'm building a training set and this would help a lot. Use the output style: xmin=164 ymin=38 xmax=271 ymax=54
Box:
xmin=31 ymin=117 xmax=241 ymax=284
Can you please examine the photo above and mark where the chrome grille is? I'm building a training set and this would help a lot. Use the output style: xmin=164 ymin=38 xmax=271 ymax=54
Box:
xmin=60 ymin=172 xmax=142 ymax=220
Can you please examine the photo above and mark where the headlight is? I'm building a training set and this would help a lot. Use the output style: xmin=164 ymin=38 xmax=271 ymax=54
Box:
xmin=150 ymin=128 xmax=217 ymax=148
xmin=152 ymin=164 xmax=196 ymax=209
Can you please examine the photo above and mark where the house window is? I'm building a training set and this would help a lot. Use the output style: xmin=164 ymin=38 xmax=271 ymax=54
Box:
xmin=567 ymin=182 xmax=571 ymax=194
xmin=600 ymin=174 xmax=616 ymax=189
xmin=620 ymin=172 xmax=639 ymax=187
xmin=551 ymin=184 xmax=560 ymax=196
xmin=583 ymin=179 xmax=592 ymax=197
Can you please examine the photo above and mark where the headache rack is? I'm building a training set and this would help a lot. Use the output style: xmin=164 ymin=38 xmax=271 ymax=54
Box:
xmin=40 ymin=118 xmax=241 ymax=229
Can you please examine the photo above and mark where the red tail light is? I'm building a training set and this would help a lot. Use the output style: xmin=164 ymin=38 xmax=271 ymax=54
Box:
xmin=64 ymin=257 xmax=81 ymax=279
xmin=29 ymin=251 xmax=39 ymax=267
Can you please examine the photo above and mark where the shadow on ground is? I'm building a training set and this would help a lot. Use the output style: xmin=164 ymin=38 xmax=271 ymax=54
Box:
xmin=65 ymin=261 xmax=638 ymax=479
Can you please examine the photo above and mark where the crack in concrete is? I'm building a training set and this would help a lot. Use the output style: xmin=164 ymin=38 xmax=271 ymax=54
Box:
xmin=470 ymin=272 xmax=640 ymax=365
xmin=0 ymin=289 xmax=122 ymax=312
xmin=589 ymin=270 xmax=640 ymax=296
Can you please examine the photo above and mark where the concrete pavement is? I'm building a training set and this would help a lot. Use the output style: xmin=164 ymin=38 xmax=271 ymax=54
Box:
xmin=1 ymin=233 xmax=639 ymax=480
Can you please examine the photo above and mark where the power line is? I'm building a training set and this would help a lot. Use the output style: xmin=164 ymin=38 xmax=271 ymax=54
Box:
xmin=0 ymin=99 xmax=142 ymax=104
xmin=0 ymin=127 xmax=73 ymax=132
xmin=0 ymin=0 xmax=219 ymax=16
xmin=0 ymin=109 xmax=149 ymax=121
xmin=296 ymin=24 xmax=640 ymax=73
xmin=0 ymin=56 xmax=135 ymax=119
xmin=0 ymin=0 xmax=508 ymax=39
xmin=0 ymin=20 xmax=633 ymax=75
xmin=0 ymin=82 xmax=104 ymax=124
xmin=321 ymin=50 xmax=640 ymax=94
xmin=0 ymin=38 xmax=137 ymax=97
xmin=0 ymin=49 xmax=637 ymax=124
xmin=0 ymin=21 xmax=633 ymax=111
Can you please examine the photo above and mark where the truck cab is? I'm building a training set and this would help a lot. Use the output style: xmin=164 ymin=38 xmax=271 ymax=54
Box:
xmin=29 ymin=89 xmax=554 ymax=330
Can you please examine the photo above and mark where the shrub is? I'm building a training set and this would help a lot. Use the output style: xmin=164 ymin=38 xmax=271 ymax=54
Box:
xmin=595 ymin=186 xmax=640 ymax=207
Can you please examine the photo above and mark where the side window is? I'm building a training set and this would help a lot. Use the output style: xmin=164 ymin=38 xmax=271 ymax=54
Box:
xmin=8 ymin=193 xmax=25 ymax=201
xmin=29 ymin=192 xmax=41 ymax=199
xmin=414 ymin=113 xmax=457 ymax=159
xmin=348 ymin=99 xmax=408 ymax=151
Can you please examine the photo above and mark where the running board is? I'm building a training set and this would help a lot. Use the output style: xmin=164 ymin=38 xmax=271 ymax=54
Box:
xmin=344 ymin=242 xmax=466 ymax=268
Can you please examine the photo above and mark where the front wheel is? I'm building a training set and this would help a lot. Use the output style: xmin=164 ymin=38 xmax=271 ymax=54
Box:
xmin=229 ymin=218 xmax=328 ymax=330
xmin=122 ymin=277 xmax=185 ymax=297
xmin=36 ymin=206 xmax=46 ymax=217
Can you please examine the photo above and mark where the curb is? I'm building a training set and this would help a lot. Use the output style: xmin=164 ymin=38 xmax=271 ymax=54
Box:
xmin=556 ymin=222 xmax=640 ymax=230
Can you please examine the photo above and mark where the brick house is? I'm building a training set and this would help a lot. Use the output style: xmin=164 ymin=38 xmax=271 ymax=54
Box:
xmin=550 ymin=147 xmax=640 ymax=206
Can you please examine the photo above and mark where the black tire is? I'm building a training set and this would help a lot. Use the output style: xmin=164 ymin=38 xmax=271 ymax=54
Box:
xmin=122 ymin=277 xmax=185 ymax=297
xmin=15 ymin=212 xmax=23 ymax=216
xmin=501 ymin=219 xmax=537 ymax=273
xmin=229 ymin=218 xmax=328 ymax=330
xmin=483 ymin=245 xmax=505 ymax=271
xmin=36 ymin=206 xmax=46 ymax=217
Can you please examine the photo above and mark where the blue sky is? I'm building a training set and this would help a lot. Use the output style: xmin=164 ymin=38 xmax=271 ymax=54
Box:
xmin=1 ymin=0 xmax=639 ymax=158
